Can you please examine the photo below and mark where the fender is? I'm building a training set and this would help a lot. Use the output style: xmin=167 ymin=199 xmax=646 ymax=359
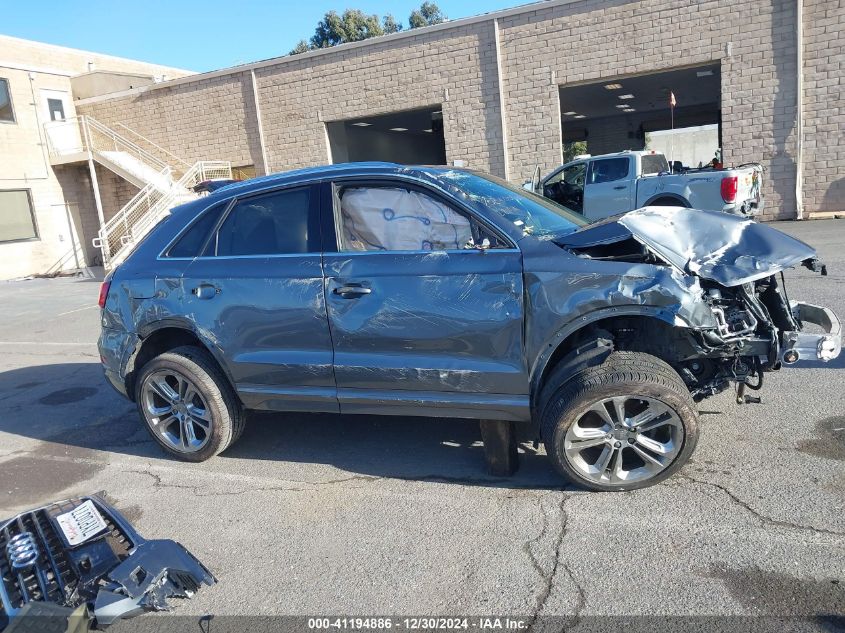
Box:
xmin=642 ymin=192 xmax=689 ymax=207
xmin=528 ymin=305 xmax=695 ymax=400
xmin=125 ymin=318 xmax=237 ymax=395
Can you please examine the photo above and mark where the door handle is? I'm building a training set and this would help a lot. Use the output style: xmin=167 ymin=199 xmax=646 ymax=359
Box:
xmin=192 ymin=284 xmax=219 ymax=300
xmin=613 ymin=185 xmax=627 ymax=190
xmin=333 ymin=285 xmax=372 ymax=298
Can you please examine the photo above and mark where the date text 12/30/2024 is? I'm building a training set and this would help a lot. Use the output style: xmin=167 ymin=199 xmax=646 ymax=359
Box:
xmin=308 ymin=618 xmax=528 ymax=630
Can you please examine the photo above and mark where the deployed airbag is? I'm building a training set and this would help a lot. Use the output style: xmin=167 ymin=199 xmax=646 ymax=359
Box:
xmin=340 ymin=187 xmax=471 ymax=251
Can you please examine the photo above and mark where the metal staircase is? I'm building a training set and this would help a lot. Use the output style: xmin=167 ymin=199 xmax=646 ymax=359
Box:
xmin=43 ymin=115 xmax=232 ymax=268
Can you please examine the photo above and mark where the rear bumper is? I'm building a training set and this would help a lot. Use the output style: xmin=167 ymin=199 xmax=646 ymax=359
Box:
xmin=98 ymin=327 xmax=139 ymax=399
xmin=723 ymin=196 xmax=764 ymax=217
xmin=780 ymin=301 xmax=842 ymax=364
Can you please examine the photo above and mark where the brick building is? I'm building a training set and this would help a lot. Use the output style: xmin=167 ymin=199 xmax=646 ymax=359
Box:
xmin=1 ymin=0 xmax=842 ymax=278
xmin=0 ymin=35 xmax=192 ymax=278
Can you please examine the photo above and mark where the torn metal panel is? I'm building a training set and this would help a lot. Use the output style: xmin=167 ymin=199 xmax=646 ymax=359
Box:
xmin=616 ymin=207 xmax=816 ymax=286
xmin=0 ymin=495 xmax=215 ymax=632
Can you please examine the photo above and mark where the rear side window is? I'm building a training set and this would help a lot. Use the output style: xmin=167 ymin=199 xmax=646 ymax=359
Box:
xmin=167 ymin=202 xmax=227 ymax=258
xmin=211 ymin=187 xmax=314 ymax=257
xmin=588 ymin=158 xmax=630 ymax=184
xmin=641 ymin=154 xmax=669 ymax=175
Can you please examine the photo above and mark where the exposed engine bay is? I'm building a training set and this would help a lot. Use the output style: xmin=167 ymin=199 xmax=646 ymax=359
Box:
xmin=555 ymin=207 xmax=841 ymax=404
xmin=0 ymin=495 xmax=215 ymax=632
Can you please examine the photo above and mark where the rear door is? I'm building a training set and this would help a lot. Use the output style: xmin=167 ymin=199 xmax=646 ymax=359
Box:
xmin=583 ymin=156 xmax=634 ymax=220
xmin=180 ymin=184 xmax=338 ymax=412
xmin=321 ymin=179 xmax=528 ymax=420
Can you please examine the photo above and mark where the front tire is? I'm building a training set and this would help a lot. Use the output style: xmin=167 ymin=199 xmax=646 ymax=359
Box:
xmin=135 ymin=345 xmax=245 ymax=462
xmin=541 ymin=351 xmax=698 ymax=491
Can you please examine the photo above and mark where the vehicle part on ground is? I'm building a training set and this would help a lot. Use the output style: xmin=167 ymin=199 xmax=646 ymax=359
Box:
xmin=97 ymin=164 xmax=840 ymax=488
xmin=541 ymin=352 xmax=699 ymax=492
xmin=135 ymin=345 xmax=245 ymax=461
xmin=0 ymin=495 xmax=216 ymax=632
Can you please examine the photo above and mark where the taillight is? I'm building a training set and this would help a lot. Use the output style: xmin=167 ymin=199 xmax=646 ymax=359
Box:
xmin=721 ymin=176 xmax=738 ymax=203
xmin=98 ymin=280 xmax=111 ymax=309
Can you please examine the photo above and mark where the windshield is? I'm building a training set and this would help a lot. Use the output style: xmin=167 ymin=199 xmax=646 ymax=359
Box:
xmin=437 ymin=170 xmax=587 ymax=238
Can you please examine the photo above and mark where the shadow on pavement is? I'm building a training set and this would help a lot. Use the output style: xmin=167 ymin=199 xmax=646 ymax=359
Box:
xmin=0 ymin=362 xmax=567 ymax=490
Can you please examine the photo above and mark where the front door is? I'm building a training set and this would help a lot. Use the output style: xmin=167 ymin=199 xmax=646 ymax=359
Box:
xmin=181 ymin=184 xmax=338 ymax=412
xmin=41 ymin=90 xmax=82 ymax=155
xmin=583 ymin=156 xmax=634 ymax=220
xmin=321 ymin=180 xmax=528 ymax=420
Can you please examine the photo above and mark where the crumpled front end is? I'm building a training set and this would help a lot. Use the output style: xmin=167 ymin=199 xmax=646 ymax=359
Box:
xmin=0 ymin=495 xmax=215 ymax=632
xmin=553 ymin=208 xmax=841 ymax=401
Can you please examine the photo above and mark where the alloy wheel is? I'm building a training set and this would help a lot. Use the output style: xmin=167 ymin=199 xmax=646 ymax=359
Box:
xmin=141 ymin=370 xmax=213 ymax=453
xmin=563 ymin=395 xmax=684 ymax=486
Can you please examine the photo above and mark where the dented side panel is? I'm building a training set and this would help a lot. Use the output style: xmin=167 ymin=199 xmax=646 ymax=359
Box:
xmin=323 ymin=249 xmax=527 ymax=404
xmin=181 ymin=253 xmax=338 ymax=412
xmin=521 ymin=240 xmax=719 ymax=386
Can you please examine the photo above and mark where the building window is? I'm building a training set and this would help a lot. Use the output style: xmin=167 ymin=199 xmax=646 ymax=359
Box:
xmin=47 ymin=98 xmax=65 ymax=122
xmin=0 ymin=78 xmax=14 ymax=123
xmin=0 ymin=190 xmax=39 ymax=242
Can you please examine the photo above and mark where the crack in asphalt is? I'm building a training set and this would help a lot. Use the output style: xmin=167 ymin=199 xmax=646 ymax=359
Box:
xmin=524 ymin=494 xmax=586 ymax=630
xmin=123 ymin=467 xmax=382 ymax=497
xmin=677 ymin=473 xmax=845 ymax=538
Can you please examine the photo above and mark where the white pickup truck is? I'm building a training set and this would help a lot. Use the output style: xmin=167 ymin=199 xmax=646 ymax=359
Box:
xmin=530 ymin=150 xmax=764 ymax=221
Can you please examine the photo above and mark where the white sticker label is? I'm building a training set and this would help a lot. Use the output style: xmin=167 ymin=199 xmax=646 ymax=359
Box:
xmin=56 ymin=500 xmax=108 ymax=546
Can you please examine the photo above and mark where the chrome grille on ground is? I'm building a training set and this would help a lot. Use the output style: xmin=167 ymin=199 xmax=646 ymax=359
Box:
xmin=0 ymin=498 xmax=135 ymax=624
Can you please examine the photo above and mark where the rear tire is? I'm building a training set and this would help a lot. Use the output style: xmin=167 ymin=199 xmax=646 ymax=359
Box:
xmin=540 ymin=351 xmax=698 ymax=491
xmin=135 ymin=345 xmax=245 ymax=462
xmin=651 ymin=197 xmax=688 ymax=207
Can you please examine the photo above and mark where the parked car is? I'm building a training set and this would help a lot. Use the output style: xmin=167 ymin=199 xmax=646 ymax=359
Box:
xmin=528 ymin=150 xmax=764 ymax=221
xmin=98 ymin=163 xmax=840 ymax=491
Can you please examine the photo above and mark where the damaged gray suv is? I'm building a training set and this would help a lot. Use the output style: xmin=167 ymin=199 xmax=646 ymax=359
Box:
xmin=98 ymin=163 xmax=841 ymax=491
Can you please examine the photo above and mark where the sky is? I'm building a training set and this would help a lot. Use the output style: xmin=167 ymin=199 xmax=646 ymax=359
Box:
xmin=3 ymin=0 xmax=526 ymax=72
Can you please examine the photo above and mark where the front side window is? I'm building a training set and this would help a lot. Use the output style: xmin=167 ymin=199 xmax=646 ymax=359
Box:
xmin=563 ymin=163 xmax=587 ymax=186
xmin=0 ymin=190 xmax=38 ymax=242
xmin=336 ymin=186 xmax=502 ymax=252
xmin=0 ymin=79 xmax=14 ymax=123
xmin=588 ymin=158 xmax=630 ymax=184
xmin=210 ymin=187 xmax=314 ymax=257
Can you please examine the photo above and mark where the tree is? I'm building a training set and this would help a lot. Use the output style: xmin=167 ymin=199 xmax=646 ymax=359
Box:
xmin=563 ymin=140 xmax=588 ymax=163
xmin=289 ymin=40 xmax=311 ymax=55
xmin=409 ymin=2 xmax=446 ymax=28
xmin=310 ymin=9 xmax=385 ymax=49
xmin=290 ymin=2 xmax=444 ymax=55
xmin=382 ymin=14 xmax=402 ymax=34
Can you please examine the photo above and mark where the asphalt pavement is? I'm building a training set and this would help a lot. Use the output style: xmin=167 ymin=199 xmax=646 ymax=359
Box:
xmin=0 ymin=219 xmax=842 ymax=627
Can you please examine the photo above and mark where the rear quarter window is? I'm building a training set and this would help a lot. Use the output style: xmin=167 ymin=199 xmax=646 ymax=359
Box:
xmin=641 ymin=154 xmax=669 ymax=175
xmin=166 ymin=202 xmax=227 ymax=258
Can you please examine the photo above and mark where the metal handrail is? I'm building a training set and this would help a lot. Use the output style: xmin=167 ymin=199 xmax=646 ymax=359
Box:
xmin=94 ymin=160 xmax=232 ymax=267
xmin=43 ymin=115 xmax=170 ymax=174
xmin=112 ymin=122 xmax=192 ymax=169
